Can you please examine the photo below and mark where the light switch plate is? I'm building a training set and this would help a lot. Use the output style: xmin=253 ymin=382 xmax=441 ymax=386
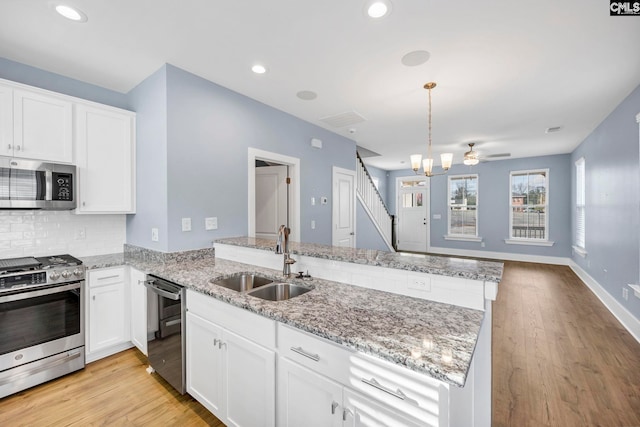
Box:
xmin=182 ymin=218 xmax=192 ymax=232
xmin=205 ymin=217 xmax=218 ymax=230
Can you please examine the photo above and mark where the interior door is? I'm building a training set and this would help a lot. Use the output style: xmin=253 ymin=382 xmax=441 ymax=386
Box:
xmin=255 ymin=165 xmax=288 ymax=240
xmin=397 ymin=178 xmax=428 ymax=252
xmin=332 ymin=167 xmax=355 ymax=247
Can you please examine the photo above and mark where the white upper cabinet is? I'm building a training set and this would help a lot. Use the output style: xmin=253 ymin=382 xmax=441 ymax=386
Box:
xmin=0 ymin=85 xmax=13 ymax=152
xmin=0 ymin=84 xmax=73 ymax=162
xmin=75 ymin=103 xmax=136 ymax=213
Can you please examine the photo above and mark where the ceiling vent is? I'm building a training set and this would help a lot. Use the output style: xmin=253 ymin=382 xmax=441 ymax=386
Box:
xmin=320 ymin=111 xmax=366 ymax=128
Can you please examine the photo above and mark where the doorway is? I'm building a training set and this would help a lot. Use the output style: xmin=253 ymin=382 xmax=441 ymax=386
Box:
xmin=248 ymin=148 xmax=300 ymax=242
xmin=332 ymin=167 xmax=356 ymax=247
xmin=396 ymin=176 xmax=429 ymax=252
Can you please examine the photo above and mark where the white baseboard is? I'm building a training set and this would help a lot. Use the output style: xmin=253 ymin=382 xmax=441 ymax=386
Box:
xmin=569 ymin=261 xmax=640 ymax=344
xmin=427 ymin=246 xmax=571 ymax=265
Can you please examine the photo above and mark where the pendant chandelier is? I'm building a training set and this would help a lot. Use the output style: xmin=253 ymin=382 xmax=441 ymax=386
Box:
xmin=410 ymin=82 xmax=453 ymax=177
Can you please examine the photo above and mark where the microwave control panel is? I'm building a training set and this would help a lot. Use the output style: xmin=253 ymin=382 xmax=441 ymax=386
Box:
xmin=52 ymin=173 xmax=73 ymax=201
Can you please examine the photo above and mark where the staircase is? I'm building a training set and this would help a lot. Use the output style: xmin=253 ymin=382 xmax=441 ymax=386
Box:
xmin=356 ymin=153 xmax=395 ymax=251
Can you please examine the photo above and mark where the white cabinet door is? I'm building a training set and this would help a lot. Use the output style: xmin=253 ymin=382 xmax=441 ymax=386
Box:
xmin=88 ymin=282 xmax=127 ymax=353
xmin=277 ymin=357 xmax=342 ymax=427
xmin=0 ymin=84 xmax=12 ymax=155
xmin=186 ymin=311 xmax=225 ymax=416
xmin=344 ymin=389 xmax=424 ymax=427
xmin=13 ymin=89 xmax=72 ymax=162
xmin=129 ymin=267 xmax=147 ymax=355
xmin=75 ymin=103 xmax=135 ymax=213
xmin=224 ymin=329 xmax=276 ymax=427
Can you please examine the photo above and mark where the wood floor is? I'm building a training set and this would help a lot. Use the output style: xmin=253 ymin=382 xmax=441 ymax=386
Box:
xmin=493 ymin=262 xmax=640 ymax=427
xmin=0 ymin=349 xmax=223 ymax=426
xmin=1 ymin=262 xmax=639 ymax=426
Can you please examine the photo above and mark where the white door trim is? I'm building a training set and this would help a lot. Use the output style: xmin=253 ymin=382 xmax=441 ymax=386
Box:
xmin=395 ymin=175 xmax=431 ymax=252
xmin=332 ymin=167 xmax=356 ymax=247
xmin=248 ymin=148 xmax=300 ymax=242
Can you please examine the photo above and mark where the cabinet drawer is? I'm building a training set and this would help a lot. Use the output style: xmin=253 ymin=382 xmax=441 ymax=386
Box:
xmin=349 ymin=352 xmax=449 ymax=425
xmin=277 ymin=324 xmax=352 ymax=385
xmin=186 ymin=290 xmax=275 ymax=350
xmin=88 ymin=267 xmax=125 ymax=288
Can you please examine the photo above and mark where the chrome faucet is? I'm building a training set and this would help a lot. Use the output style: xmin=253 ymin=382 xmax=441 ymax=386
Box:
xmin=281 ymin=226 xmax=296 ymax=277
xmin=275 ymin=225 xmax=284 ymax=254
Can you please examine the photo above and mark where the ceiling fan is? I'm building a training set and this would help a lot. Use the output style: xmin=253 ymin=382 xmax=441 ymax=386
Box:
xmin=463 ymin=143 xmax=511 ymax=165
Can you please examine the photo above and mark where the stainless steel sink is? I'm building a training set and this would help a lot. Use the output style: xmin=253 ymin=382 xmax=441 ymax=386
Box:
xmin=247 ymin=283 xmax=312 ymax=301
xmin=211 ymin=273 xmax=273 ymax=292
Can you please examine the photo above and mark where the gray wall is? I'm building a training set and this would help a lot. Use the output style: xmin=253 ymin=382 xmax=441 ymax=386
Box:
xmin=356 ymin=199 xmax=389 ymax=251
xmin=386 ymin=154 xmax=573 ymax=258
xmin=571 ymin=83 xmax=640 ymax=319
xmin=135 ymin=64 xmax=356 ymax=251
xmin=0 ymin=57 xmax=128 ymax=109
xmin=126 ymin=65 xmax=169 ymax=251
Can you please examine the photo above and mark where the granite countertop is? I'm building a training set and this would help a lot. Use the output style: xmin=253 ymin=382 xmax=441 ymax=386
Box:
xmin=215 ymin=236 xmax=504 ymax=283
xmin=84 ymin=251 xmax=484 ymax=387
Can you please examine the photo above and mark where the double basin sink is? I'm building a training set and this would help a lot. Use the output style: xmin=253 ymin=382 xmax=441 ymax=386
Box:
xmin=211 ymin=273 xmax=312 ymax=301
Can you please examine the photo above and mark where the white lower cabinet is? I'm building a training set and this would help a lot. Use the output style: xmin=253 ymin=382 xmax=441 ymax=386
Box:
xmin=129 ymin=267 xmax=148 ymax=355
xmin=278 ymin=357 xmax=423 ymax=427
xmin=86 ymin=267 xmax=131 ymax=362
xmin=186 ymin=291 xmax=276 ymax=427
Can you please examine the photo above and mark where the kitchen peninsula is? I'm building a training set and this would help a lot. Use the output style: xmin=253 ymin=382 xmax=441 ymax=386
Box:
xmin=84 ymin=239 xmax=503 ymax=426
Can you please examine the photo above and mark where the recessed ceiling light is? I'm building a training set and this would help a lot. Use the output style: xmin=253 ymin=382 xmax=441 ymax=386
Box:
xmin=401 ymin=50 xmax=431 ymax=67
xmin=365 ymin=0 xmax=392 ymax=18
xmin=296 ymin=90 xmax=317 ymax=101
xmin=251 ymin=64 xmax=267 ymax=74
xmin=54 ymin=4 xmax=88 ymax=22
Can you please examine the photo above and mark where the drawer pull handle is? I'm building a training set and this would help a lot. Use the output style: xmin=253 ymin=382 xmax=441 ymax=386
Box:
xmin=97 ymin=275 xmax=120 ymax=280
xmin=362 ymin=377 xmax=407 ymax=401
xmin=331 ymin=401 xmax=339 ymax=414
xmin=290 ymin=346 xmax=320 ymax=362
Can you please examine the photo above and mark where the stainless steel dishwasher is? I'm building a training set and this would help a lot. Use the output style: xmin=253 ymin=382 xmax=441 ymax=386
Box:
xmin=144 ymin=275 xmax=185 ymax=394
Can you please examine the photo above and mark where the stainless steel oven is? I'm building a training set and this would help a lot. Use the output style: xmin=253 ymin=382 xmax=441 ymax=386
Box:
xmin=0 ymin=255 xmax=85 ymax=398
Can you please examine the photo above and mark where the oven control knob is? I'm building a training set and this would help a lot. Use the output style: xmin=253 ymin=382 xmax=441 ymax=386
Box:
xmin=61 ymin=270 xmax=72 ymax=279
xmin=50 ymin=271 xmax=60 ymax=281
xmin=73 ymin=268 xmax=84 ymax=277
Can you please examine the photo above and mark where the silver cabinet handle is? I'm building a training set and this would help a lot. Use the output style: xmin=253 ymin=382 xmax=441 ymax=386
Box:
xmin=97 ymin=275 xmax=120 ymax=281
xmin=290 ymin=346 xmax=319 ymax=362
xmin=15 ymin=145 xmax=20 ymax=151
xmin=343 ymin=408 xmax=353 ymax=421
xmin=331 ymin=401 xmax=339 ymax=415
xmin=361 ymin=377 xmax=407 ymax=400
xmin=7 ymin=144 xmax=11 ymax=150
xmin=165 ymin=319 xmax=181 ymax=327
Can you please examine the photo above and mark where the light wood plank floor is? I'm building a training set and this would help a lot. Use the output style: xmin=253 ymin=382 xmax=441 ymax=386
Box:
xmin=0 ymin=349 xmax=223 ymax=426
xmin=493 ymin=262 xmax=640 ymax=427
xmin=1 ymin=262 xmax=639 ymax=426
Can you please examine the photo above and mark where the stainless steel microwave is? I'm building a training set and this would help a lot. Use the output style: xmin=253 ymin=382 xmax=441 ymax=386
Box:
xmin=0 ymin=157 xmax=76 ymax=210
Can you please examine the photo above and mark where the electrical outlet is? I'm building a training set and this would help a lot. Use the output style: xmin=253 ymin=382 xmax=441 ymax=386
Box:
xmin=205 ymin=217 xmax=218 ymax=230
xmin=481 ymin=242 xmax=485 ymax=248
xmin=622 ymin=288 xmax=629 ymax=301
xmin=182 ymin=218 xmax=192 ymax=232
xmin=151 ymin=228 xmax=159 ymax=242
xmin=74 ymin=227 xmax=86 ymax=240
xmin=311 ymin=220 xmax=316 ymax=229
xmin=408 ymin=276 xmax=431 ymax=292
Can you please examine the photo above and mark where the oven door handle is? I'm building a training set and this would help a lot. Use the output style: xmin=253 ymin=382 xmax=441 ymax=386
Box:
xmin=0 ymin=282 xmax=81 ymax=303
xmin=143 ymin=280 xmax=181 ymax=301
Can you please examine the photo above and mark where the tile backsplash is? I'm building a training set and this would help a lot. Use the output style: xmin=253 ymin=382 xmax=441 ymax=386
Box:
xmin=0 ymin=211 xmax=126 ymax=258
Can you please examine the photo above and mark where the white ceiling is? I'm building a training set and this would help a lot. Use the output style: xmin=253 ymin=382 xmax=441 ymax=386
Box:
xmin=1 ymin=0 xmax=639 ymax=170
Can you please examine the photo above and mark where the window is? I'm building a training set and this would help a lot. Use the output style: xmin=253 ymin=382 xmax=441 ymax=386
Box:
xmin=575 ymin=158 xmax=586 ymax=254
xmin=509 ymin=169 xmax=549 ymax=241
xmin=447 ymin=175 xmax=478 ymax=237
